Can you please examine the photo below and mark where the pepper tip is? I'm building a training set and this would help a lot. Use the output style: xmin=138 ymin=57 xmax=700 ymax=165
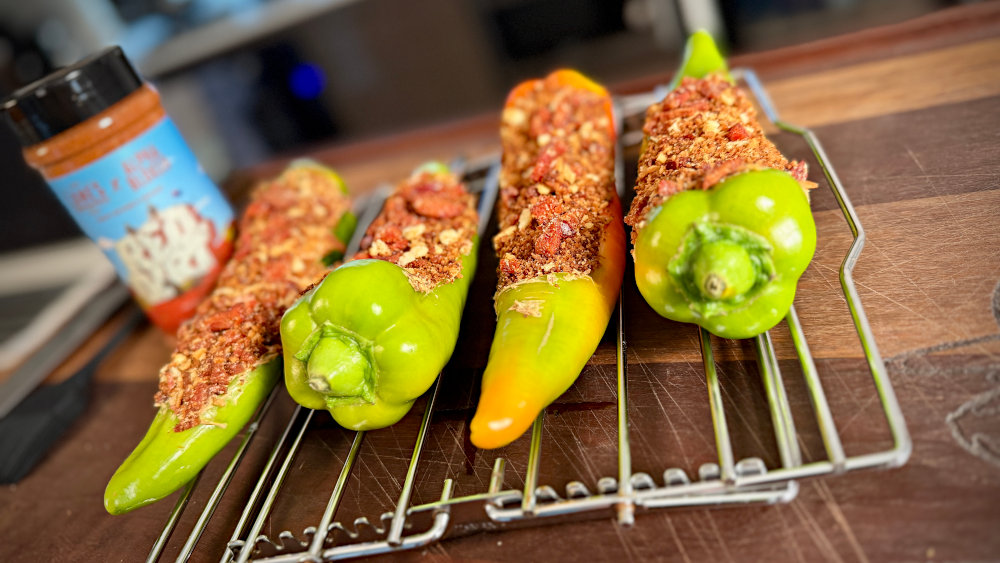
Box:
xmin=469 ymin=403 xmax=540 ymax=450
xmin=671 ymin=29 xmax=731 ymax=89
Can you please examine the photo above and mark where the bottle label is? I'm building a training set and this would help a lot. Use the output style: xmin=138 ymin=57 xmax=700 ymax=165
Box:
xmin=46 ymin=116 xmax=234 ymax=325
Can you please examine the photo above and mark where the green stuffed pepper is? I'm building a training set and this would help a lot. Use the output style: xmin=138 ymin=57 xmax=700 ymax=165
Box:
xmin=625 ymin=31 xmax=816 ymax=339
xmin=105 ymin=161 xmax=354 ymax=514
xmin=280 ymin=163 xmax=478 ymax=430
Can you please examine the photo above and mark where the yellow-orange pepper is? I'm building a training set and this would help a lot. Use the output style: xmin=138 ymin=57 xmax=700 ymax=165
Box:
xmin=470 ymin=70 xmax=625 ymax=449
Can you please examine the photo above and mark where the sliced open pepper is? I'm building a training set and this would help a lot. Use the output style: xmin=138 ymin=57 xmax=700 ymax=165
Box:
xmin=104 ymin=162 xmax=354 ymax=514
xmin=626 ymin=31 xmax=816 ymax=339
xmin=280 ymin=163 xmax=479 ymax=430
xmin=469 ymin=70 xmax=625 ymax=449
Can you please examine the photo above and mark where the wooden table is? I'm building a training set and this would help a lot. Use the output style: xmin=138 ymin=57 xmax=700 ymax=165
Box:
xmin=3 ymin=4 xmax=1000 ymax=561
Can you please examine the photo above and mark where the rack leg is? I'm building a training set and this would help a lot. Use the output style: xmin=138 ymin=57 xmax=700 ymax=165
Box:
xmin=146 ymin=475 xmax=199 ymax=563
xmin=614 ymin=291 xmax=634 ymax=526
xmin=521 ymin=413 xmax=545 ymax=515
xmin=700 ymin=328 xmax=735 ymax=484
xmin=754 ymin=331 xmax=802 ymax=469
xmin=488 ymin=458 xmax=506 ymax=495
xmin=387 ymin=377 xmax=443 ymax=546
xmin=786 ymin=306 xmax=846 ymax=470
xmin=304 ymin=431 xmax=366 ymax=560
xmin=233 ymin=407 xmax=314 ymax=563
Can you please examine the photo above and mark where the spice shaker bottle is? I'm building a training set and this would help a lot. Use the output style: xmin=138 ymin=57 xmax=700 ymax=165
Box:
xmin=1 ymin=46 xmax=235 ymax=333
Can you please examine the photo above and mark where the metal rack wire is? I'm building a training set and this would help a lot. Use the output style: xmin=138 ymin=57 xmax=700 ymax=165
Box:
xmin=146 ymin=69 xmax=911 ymax=562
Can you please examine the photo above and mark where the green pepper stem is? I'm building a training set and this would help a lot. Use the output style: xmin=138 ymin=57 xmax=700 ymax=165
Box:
xmin=300 ymin=327 xmax=376 ymax=404
xmin=702 ymin=274 xmax=727 ymax=300
xmin=691 ymin=239 xmax=757 ymax=300
xmin=668 ymin=222 xmax=774 ymax=317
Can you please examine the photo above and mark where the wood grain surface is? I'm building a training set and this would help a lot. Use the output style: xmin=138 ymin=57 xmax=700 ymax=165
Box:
xmin=2 ymin=5 xmax=999 ymax=562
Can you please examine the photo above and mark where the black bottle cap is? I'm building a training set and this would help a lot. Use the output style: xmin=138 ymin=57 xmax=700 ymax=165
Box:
xmin=0 ymin=46 xmax=143 ymax=147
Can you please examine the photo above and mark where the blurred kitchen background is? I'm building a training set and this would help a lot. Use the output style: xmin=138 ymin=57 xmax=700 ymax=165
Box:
xmin=0 ymin=0 xmax=973 ymax=252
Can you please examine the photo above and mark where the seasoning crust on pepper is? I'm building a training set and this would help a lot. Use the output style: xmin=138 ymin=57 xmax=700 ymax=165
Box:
xmin=624 ymin=72 xmax=815 ymax=243
xmin=354 ymin=166 xmax=477 ymax=293
xmin=493 ymin=72 xmax=616 ymax=290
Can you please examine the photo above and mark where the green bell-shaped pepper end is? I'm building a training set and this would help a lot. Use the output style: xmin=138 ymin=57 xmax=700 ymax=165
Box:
xmin=281 ymin=245 xmax=476 ymax=431
xmin=634 ymin=169 xmax=816 ymax=339
xmin=104 ymin=360 xmax=281 ymax=514
xmin=669 ymin=29 xmax=732 ymax=90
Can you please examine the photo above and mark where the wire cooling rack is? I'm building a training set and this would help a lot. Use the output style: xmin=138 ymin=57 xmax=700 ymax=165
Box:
xmin=144 ymin=69 xmax=911 ymax=562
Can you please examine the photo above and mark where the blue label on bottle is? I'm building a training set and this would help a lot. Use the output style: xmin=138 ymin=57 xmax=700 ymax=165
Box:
xmin=46 ymin=116 xmax=234 ymax=307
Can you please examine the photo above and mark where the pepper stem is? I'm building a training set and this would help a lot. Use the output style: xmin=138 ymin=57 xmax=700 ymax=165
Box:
xmin=703 ymin=274 xmax=726 ymax=300
xmin=668 ymin=222 xmax=774 ymax=317
xmin=691 ymin=239 xmax=757 ymax=300
xmin=298 ymin=327 xmax=376 ymax=404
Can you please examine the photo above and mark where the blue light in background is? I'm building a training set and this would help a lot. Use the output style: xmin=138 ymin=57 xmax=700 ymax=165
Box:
xmin=289 ymin=63 xmax=325 ymax=100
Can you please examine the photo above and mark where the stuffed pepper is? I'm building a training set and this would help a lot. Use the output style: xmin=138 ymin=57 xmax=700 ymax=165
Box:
xmin=625 ymin=31 xmax=817 ymax=339
xmin=105 ymin=162 xmax=354 ymax=514
xmin=469 ymin=70 xmax=626 ymax=450
xmin=280 ymin=162 xmax=478 ymax=430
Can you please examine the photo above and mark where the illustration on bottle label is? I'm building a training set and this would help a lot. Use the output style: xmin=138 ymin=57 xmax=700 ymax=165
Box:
xmin=46 ymin=116 xmax=234 ymax=318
